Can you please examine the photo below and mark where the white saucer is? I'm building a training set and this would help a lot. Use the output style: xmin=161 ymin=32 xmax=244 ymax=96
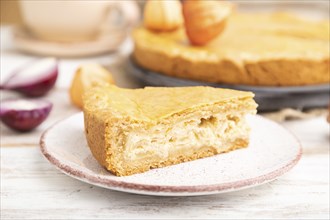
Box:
xmin=40 ymin=113 xmax=301 ymax=196
xmin=12 ymin=26 xmax=127 ymax=57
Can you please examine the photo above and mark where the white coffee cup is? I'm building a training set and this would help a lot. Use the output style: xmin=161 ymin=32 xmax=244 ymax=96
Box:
xmin=19 ymin=0 xmax=140 ymax=42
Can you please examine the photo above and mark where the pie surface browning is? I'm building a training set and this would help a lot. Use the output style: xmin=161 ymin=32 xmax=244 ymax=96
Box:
xmin=83 ymin=86 xmax=257 ymax=176
xmin=133 ymin=13 xmax=330 ymax=86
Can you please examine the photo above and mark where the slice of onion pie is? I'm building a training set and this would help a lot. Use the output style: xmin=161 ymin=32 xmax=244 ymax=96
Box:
xmin=83 ymin=85 xmax=257 ymax=176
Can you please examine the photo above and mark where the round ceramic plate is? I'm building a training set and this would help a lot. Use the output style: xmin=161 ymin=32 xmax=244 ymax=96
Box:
xmin=12 ymin=26 xmax=127 ymax=58
xmin=126 ymin=58 xmax=330 ymax=111
xmin=40 ymin=113 xmax=301 ymax=196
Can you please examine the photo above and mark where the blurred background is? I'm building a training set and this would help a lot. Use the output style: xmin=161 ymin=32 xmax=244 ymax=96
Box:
xmin=2 ymin=0 xmax=329 ymax=25
xmin=0 ymin=0 xmax=329 ymax=113
xmin=1 ymin=0 xmax=23 ymax=25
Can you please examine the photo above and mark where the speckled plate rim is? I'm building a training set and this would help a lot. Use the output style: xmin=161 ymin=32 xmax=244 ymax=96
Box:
xmin=40 ymin=113 xmax=302 ymax=196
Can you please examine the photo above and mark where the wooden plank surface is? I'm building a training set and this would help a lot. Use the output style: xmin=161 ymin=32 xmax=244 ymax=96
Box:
xmin=1 ymin=15 xmax=329 ymax=219
xmin=1 ymin=117 xmax=329 ymax=219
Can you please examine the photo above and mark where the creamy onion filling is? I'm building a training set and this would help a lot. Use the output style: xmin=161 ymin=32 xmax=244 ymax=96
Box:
xmin=124 ymin=112 xmax=250 ymax=161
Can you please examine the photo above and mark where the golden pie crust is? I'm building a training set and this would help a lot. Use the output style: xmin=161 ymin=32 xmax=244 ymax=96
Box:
xmin=133 ymin=13 xmax=330 ymax=86
xmin=83 ymin=85 xmax=257 ymax=176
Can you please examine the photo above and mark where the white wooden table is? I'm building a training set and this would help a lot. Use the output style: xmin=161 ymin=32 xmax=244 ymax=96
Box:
xmin=1 ymin=26 xmax=330 ymax=219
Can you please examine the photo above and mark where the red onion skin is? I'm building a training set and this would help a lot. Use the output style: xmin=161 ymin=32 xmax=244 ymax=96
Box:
xmin=0 ymin=103 xmax=52 ymax=132
xmin=11 ymin=70 xmax=58 ymax=97
xmin=1 ymin=59 xmax=58 ymax=97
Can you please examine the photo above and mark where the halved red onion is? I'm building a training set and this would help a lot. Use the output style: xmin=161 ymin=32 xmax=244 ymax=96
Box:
xmin=1 ymin=58 xmax=58 ymax=97
xmin=0 ymin=99 xmax=53 ymax=132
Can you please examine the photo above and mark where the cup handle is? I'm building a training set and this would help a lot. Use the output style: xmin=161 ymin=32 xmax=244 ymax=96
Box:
xmin=115 ymin=0 xmax=141 ymax=27
xmin=101 ymin=0 xmax=140 ymax=32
